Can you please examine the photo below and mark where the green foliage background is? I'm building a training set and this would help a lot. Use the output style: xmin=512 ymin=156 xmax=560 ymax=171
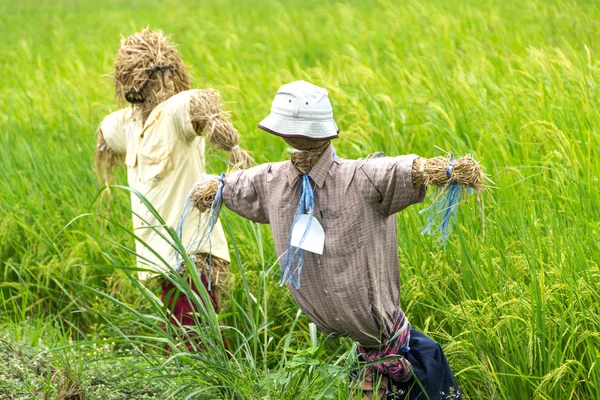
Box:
xmin=1 ymin=0 xmax=599 ymax=398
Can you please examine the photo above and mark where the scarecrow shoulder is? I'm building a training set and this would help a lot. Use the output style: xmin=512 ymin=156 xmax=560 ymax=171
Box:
xmin=191 ymin=88 xmax=221 ymax=101
xmin=156 ymin=90 xmax=210 ymax=141
xmin=268 ymin=161 xmax=289 ymax=172
xmin=223 ymin=162 xmax=273 ymax=224
xmin=227 ymin=162 xmax=275 ymax=185
xmin=354 ymin=154 xmax=425 ymax=216
xmin=100 ymin=107 xmax=129 ymax=126
xmin=160 ymin=89 xmax=198 ymax=112
xmin=99 ymin=108 xmax=129 ymax=154
xmin=357 ymin=154 xmax=418 ymax=171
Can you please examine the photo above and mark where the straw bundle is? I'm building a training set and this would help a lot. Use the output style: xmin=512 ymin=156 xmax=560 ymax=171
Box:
xmin=205 ymin=116 xmax=253 ymax=169
xmin=114 ymin=29 xmax=192 ymax=123
xmin=190 ymin=89 xmax=253 ymax=169
xmin=94 ymin=128 xmax=122 ymax=185
xmin=190 ymin=178 xmax=221 ymax=213
xmin=412 ymin=155 xmax=485 ymax=191
xmin=230 ymin=146 xmax=253 ymax=169
xmin=290 ymin=140 xmax=331 ymax=174
xmin=190 ymin=89 xmax=221 ymax=131
xmin=193 ymin=253 xmax=230 ymax=310
xmin=291 ymin=151 xmax=321 ymax=174
xmin=205 ymin=117 xmax=239 ymax=150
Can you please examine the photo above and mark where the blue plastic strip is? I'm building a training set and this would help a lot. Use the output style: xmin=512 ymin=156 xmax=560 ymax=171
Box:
xmin=420 ymin=153 xmax=467 ymax=246
xmin=280 ymin=174 xmax=314 ymax=289
xmin=176 ymin=173 xmax=226 ymax=288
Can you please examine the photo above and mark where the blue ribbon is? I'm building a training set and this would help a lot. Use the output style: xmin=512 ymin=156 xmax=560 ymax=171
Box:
xmin=176 ymin=173 xmax=226 ymax=288
xmin=420 ymin=153 xmax=471 ymax=246
xmin=280 ymin=174 xmax=314 ymax=289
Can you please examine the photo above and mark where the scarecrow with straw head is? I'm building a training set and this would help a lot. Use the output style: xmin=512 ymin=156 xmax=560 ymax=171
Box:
xmin=188 ymin=81 xmax=487 ymax=398
xmin=94 ymin=29 xmax=252 ymax=347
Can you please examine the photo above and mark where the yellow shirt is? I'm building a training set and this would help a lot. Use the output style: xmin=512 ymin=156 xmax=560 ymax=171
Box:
xmin=100 ymin=90 xmax=230 ymax=281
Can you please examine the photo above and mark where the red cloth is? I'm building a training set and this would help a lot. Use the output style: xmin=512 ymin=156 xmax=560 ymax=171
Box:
xmin=161 ymin=275 xmax=222 ymax=351
xmin=357 ymin=308 xmax=412 ymax=383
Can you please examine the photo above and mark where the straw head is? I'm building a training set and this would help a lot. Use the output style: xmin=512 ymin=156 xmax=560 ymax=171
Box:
xmin=114 ymin=28 xmax=192 ymax=121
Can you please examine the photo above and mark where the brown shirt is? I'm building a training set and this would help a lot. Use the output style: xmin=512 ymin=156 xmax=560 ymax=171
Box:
xmin=223 ymin=144 xmax=425 ymax=346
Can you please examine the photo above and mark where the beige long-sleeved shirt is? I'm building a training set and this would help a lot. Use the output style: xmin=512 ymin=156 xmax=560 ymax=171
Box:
xmin=223 ymin=144 xmax=425 ymax=346
xmin=100 ymin=90 xmax=230 ymax=281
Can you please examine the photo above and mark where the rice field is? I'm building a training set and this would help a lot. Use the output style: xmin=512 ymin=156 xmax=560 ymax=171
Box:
xmin=1 ymin=0 xmax=599 ymax=398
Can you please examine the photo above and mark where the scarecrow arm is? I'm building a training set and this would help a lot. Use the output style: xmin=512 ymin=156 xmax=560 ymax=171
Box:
xmin=190 ymin=164 xmax=270 ymax=224
xmin=358 ymin=155 xmax=427 ymax=217
xmin=188 ymin=89 xmax=253 ymax=169
xmin=94 ymin=109 xmax=128 ymax=184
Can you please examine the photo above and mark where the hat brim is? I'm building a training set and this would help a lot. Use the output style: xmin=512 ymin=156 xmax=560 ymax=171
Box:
xmin=257 ymin=113 xmax=339 ymax=140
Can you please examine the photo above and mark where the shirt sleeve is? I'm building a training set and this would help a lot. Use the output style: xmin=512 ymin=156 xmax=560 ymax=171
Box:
xmin=99 ymin=108 xmax=128 ymax=154
xmin=165 ymin=90 xmax=197 ymax=142
xmin=222 ymin=164 xmax=270 ymax=224
xmin=357 ymin=155 xmax=427 ymax=217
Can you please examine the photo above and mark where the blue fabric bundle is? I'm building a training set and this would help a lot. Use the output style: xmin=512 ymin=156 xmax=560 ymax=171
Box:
xmin=280 ymin=174 xmax=315 ymax=289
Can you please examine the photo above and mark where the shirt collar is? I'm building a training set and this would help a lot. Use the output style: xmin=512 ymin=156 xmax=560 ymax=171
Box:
xmin=286 ymin=143 xmax=336 ymax=188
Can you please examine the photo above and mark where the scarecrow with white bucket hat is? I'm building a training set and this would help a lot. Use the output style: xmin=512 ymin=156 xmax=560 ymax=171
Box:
xmin=189 ymin=80 xmax=485 ymax=398
xmin=94 ymin=28 xmax=252 ymax=350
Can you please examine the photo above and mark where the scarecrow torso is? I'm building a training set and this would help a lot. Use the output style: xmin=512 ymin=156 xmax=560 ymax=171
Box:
xmin=224 ymin=148 xmax=425 ymax=346
xmin=101 ymin=90 xmax=230 ymax=280
xmin=270 ymin=161 xmax=399 ymax=346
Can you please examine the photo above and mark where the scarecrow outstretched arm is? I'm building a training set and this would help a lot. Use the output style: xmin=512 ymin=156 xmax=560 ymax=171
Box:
xmin=94 ymin=109 xmax=128 ymax=184
xmin=221 ymin=165 xmax=270 ymax=223
xmin=188 ymin=89 xmax=253 ymax=169
xmin=358 ymin=155 xmax=427 ymax=217
xmin=190 ymin=164 xmax=270 ymax=223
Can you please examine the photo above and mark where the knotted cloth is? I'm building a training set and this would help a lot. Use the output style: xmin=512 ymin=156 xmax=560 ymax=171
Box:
xmin=357 ymin=308 xmax=413 ymax=383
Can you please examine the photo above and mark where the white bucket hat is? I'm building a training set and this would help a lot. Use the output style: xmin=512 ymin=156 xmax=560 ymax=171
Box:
xmin=258 ymin=80 xmax=339 ymax=140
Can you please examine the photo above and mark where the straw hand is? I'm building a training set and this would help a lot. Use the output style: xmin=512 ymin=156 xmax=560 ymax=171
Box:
xmin=190 ymin=178 xmax=221 ymax=213
xmin=412 ymin=154 xmax=488 ymax=191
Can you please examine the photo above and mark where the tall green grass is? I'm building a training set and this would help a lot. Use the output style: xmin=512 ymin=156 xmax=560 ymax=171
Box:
xmin=1 ymin=0 xmax=599 ymax=398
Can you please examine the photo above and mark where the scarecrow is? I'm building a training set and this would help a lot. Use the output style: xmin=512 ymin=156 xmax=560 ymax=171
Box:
xmin=188 ymin=81 xmax=485 ymax=398
xmin=94 ymin=29 xmax=252 ymax=346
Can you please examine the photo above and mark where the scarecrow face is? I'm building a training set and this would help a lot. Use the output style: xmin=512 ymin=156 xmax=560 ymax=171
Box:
xmin=114 ymin=29 xmax=192 ymax=119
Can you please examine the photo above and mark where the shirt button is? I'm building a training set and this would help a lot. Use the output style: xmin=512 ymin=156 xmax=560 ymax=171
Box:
xmin=317 ymin=259 xmax=321 ymax=265
xmin=324 ymin=289 xmax=329 ymax=295
xmin=335 ymin=317 xmax=340 ymax=321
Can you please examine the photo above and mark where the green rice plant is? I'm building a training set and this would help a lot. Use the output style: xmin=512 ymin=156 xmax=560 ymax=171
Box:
xmin=0 ymin=0 xmax=599 ymax=398
xmin=50 ymin=186 xmax=356 ymax=399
